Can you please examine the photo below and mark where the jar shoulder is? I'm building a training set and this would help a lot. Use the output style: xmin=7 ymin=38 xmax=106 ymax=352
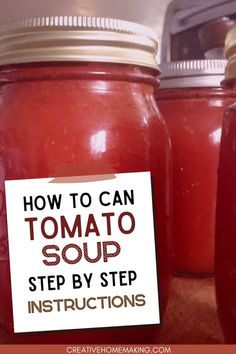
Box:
xmin=157 ymin=87 xmax=236 ymax=100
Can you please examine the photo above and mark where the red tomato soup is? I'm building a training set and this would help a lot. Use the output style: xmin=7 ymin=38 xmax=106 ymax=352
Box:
xmin=216 ymin=27 xmax=236 ymax=343
xmin=0 ymin=17 xmax=172 ymax=343
xmin=157 ymin=60 xmax=236 ymax=275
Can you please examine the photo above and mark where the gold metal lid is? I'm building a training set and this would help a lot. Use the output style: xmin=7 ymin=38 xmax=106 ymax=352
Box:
xmin=160 ymin=60 xmax=226 ymax=88
xmin=224 ymin=26 xmax=236 ymax=80
xmin=0 ymin=16 xmax=159 ymax=69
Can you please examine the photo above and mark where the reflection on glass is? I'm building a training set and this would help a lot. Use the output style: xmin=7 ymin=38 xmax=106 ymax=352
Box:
xmin=209 ymin=128 xmax=221 ymax=144
xmin=90 ymin=130 xmax=106 ymax=155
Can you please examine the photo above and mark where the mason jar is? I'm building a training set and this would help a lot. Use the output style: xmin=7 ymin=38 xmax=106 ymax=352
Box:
xmin=0 ymin=16 xmax=172 ymax=344
xmin=158 ymin=59 xmax=236 ymax=275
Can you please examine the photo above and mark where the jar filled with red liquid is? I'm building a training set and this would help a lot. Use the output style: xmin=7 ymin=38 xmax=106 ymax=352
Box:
xmin=0 ymin=16 xmax=172 ymax=344
xmin=157 ymin=60 xmax=236 ymax=275
xmin=216 ymin=26 xmax=236 ymax=343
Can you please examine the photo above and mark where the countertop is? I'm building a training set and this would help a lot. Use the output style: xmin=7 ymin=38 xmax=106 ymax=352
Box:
xmin=0 ymin=276 xmax=224 ymax=344
xmin=158 ymin=276 xmax=224 ymax=344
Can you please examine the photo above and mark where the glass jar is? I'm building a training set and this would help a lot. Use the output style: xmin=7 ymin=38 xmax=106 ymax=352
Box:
xmin=158 ymin=60 xmax=236 ymax=275
xmin=0 ymin=16 xmax=172 ymax=344
xmin=216 ymin=26 xmax=236 ymax=343
xmin=198 ymin=17 xmax=235 ymax=59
